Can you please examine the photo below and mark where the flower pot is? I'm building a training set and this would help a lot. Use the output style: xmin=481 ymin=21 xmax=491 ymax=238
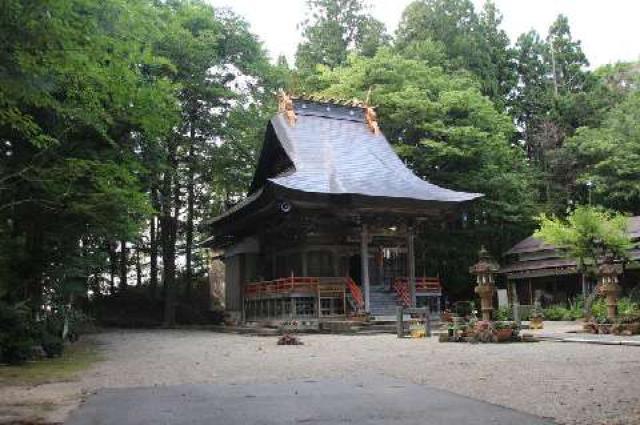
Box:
xmin=628 ymin=323 xmax=640 ymax=335
xmin=597 ymin=324 xmax=612 ymax=334
xmin=494 ymin=328 xmax=513 ymax=342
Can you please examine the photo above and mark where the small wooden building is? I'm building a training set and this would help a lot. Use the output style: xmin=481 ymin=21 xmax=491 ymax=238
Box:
xmin=500 ymin=216 xmax=640 ymax=307
xmin=206 ymin=96 xmax=481 ymax=323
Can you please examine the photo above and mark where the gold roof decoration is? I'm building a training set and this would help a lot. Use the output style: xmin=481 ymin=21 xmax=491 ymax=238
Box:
xmin=364 ymin=107 xmax=380 ymax=135
xmin=275 ymin=90 xmax=379 ymax=134
xmin=277 ymin=90 xmax=296 ymax=126
xmin=363 ymin=87 xmax=379 ymax=135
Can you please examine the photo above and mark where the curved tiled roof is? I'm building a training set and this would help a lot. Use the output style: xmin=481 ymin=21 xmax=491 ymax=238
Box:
xmin=252 ymin=99 xmax=482 ymax=203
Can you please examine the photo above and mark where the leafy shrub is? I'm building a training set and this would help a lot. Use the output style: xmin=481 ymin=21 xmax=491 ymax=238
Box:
xmin=40 ymin=332 xmax=64 ymax=358
xmin=618 ymin=297 xmax=640 ymax=315
xmin=591 ymin=297 xmax=608 ymax=321
xmin=543 ymin=305 xmax=568 ymax=321
xmin=494 ymin=306 xmax=512 ymax=321
xmin=90 ymin=288 xmax=164 ymax=327
xmin=616 ymin=312 xmax=640 ymax=324
xmin=0 ymin=302 xmax=35 ymax=365
xmin=590 ymin=296 xmax=639 ymax=321
xmin=566 ymin=297 xmax=584 ymax=320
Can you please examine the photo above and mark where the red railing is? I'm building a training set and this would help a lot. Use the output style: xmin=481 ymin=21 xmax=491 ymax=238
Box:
xmin=345 ymin=276 xmax=364 ymax=311
xmin=244 ymin=276 xmax=365 ymax=313
xmin=393 ymin=277 xmax=442 ymax=307
xmin=244 ymin=276 xmax=319 ymax=297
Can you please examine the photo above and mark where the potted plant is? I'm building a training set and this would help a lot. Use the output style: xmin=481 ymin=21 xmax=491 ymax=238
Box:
xmin=494 ymin=321 xmax=519 ymax=342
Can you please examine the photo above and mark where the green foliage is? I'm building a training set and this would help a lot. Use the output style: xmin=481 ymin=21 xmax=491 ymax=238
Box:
xmin=590 ymin=298 xmax=608 ymax=322
xmin=0 ymin=302 xmax=35 ymax=365
xmin=0 ymin=341 xmax=100 ymax=384
xmin=40 ymin=333 xmax=64 ymax=358
xmin=563 ymin=91 xmax=640 ymax=214
xmin=589 ymin=297 xmax=639 ymax=322
xmin=315 ymin=49 xmax=536 ymax=290
xmin=535 ymin=206 xmax=632 ymax=270
xmin=295 ymin=0 xmax=389 ymax=72
xmin=542 ymin=304 xmax=582 ymax=321
xmin=0 ymin=0 xmax=180 ymax=311
xmin=0 ymin=0 xmax=277 ymax=329
xmin=494 ymin=306 xmax=512 ymax=321
xmin=396 ymin=0 xmax=516 ymax=107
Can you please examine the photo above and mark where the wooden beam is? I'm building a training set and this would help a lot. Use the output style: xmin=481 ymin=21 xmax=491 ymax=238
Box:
xmin=361 ymin=224 xmax=371 ymax=312
xmin=407 ymin=225 xmax=416 ymax=307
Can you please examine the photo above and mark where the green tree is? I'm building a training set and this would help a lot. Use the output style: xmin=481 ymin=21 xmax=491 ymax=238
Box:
xmin=536 ymin=206 xmax=632 ymax=268
xmin=535 ymin=205 xmax=632 ymax=309
xmin=316 ymin=49 xmax=536 ymax=293
xmin=295 ymin=0 xmax=389 ymax=72
xmin=396 ymin=0 xmax=516 ymax=108
xmin=149 ymin=1 xmax=274 ymax=323
xmin=562 ymin=91 xmax=640 ymax=214
xmin=0 ymin=0 xmax=178 ymax=315
xmin=546 ymin=14 xmax=589 ymax=96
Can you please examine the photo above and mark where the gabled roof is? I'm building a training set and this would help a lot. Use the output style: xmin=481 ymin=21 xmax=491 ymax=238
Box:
xmin=250 ymin=99 xmax=482 ymax=203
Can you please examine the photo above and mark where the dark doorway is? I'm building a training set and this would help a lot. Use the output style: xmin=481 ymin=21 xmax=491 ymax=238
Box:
xmin=349 ymin=255 xmax=362 ymax=286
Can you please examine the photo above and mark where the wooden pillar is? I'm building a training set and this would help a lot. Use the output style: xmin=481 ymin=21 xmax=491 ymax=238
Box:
xmin=361 ymin=224 xmax=370 ymax=312
xmin=378 ymin=247 xmax=384 ymax=287
xmin=302 ymin=250 xmax=308 ymax=277
xmin=407 ymin=225 xmax=416 ymax=307
xmin=509 ymin=280 xmax=520 ymax=324
xmin=271 ymin=253 xmax=277 ymax=279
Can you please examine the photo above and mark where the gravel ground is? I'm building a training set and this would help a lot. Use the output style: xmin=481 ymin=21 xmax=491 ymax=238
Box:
xmin=2 ymin=329 xmax=639 ymax=424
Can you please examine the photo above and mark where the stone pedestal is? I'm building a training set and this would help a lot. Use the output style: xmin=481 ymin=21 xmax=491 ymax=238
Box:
xmin=600 ymin=282 xmax=621 ymax=320
xmin=474 ymin=284 xmax=495 ymax=321
xmin=597 ymin=258 xmax=622 ymax=321
xmin=469 ymin=247 xmax=499 ymax=322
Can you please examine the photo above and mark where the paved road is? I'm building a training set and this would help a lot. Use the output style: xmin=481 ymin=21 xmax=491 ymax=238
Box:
xmin=66 ymin=378 xmax=554 ymax=425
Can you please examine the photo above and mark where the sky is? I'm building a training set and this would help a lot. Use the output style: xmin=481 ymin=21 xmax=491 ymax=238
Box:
xmin=207 ymin=0 xmax=640 ymax=68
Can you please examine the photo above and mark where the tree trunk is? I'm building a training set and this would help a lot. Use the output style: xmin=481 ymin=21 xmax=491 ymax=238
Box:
xmin=149 ymin=185 xmax=159 ymax=297
xmin=135 ymin=243 xmax=142 ymax=287
xmin=119 ymin=239 xmax=127 ymax=291
xmin=161 ymin=139 xmax=179 ymax=326
xmin=108 ymin=241 xmax=117 ymax=294
xmin=184 ymin=134 xmax=195 ymax=299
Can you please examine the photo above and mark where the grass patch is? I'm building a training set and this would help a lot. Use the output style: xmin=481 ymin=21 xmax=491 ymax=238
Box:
xmin=0 ymin=340 xmax=102 ymax=386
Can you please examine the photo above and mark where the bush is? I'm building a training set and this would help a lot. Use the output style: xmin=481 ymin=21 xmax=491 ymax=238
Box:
xmin=618 ymin=297 xmax=640 ymax=316
xmin=0 ymin=302 xmax=36 ymax=365
xmin=542 ymin=301 xmax=584 ymax=321
xmin=590 ymin=296 xmax=639 ymax=321
xmin=494 ymin=306 xmax=512 ymax=321
xmin=543 ymin=305 xmax=568 ymax=321
xmin=591 ymin=297 xmax=608 ymax=321
xmin=90 ymin=288 xmax=164 ymax=327
xmin=40 ymin=332 xmax=64 ymax=358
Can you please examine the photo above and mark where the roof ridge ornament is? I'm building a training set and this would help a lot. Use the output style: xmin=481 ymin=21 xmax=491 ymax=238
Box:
xmin=278 ymin=91 xmax=297 ymax=126
xmin=364 ymin=87 xmax=379 ymax=135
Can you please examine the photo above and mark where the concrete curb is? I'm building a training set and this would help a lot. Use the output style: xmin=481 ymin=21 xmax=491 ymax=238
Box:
xmin=534 ymin=335 xmax=640 ymax=347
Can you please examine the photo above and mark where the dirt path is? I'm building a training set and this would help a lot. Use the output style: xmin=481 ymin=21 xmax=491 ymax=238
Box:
xmin=2 ymin=329 xmax=639 ymax=424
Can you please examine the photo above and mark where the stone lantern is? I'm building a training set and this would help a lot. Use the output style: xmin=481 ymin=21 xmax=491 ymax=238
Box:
xmin=470 ymin=247 xmax=500 ymax=321
xmin=597 ymin=256 xmax=622 ymax=321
